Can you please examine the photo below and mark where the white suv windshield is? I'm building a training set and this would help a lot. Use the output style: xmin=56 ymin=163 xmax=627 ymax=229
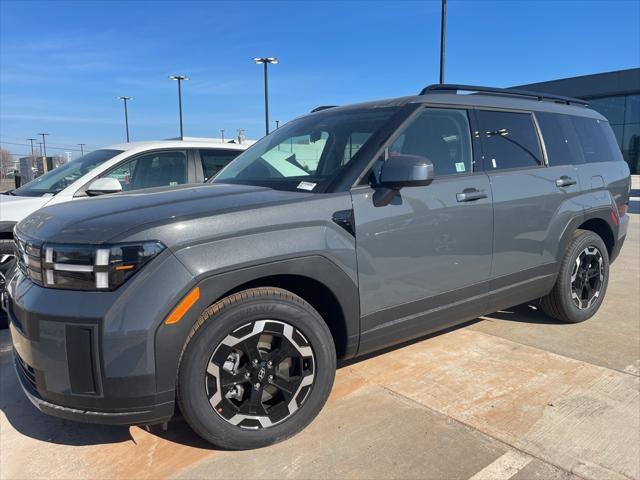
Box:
xmin=13 ymin=149 xmax=123 ymax=197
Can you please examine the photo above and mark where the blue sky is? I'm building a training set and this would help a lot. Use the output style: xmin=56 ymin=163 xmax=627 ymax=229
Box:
xmin=1 ymin=0 xmax=639 ymax=158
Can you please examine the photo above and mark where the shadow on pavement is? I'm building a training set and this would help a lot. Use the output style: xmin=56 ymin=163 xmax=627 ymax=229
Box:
xmin=0 ymin=299 xmax=565 ymax=449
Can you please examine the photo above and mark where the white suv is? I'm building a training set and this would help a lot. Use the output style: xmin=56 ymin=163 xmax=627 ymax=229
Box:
xmin=0 ymin=137 xmax=252 ymax=253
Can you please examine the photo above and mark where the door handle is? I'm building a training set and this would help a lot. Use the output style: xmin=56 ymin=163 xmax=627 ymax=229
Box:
xmin=556 ymin=176 xmax=577 ymax=187
xmin=456 ymin=188 xmax=487 ymax=202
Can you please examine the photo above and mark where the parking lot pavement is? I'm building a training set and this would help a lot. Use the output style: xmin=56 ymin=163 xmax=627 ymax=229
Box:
xmin=1 ymin=213 xmax=638 ymax=480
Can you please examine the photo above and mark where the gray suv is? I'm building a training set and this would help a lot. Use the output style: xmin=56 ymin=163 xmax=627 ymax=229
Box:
xmin=6 ymin=84 xmax=631 ymax=450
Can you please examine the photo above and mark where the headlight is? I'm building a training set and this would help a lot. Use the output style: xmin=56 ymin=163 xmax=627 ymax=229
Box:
xmin=15 ymin=239 xmax=165 ymax=291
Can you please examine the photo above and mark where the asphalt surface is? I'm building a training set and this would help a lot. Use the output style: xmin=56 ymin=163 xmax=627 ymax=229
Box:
xmin=0 ymin=192 xmax=638 ymax=480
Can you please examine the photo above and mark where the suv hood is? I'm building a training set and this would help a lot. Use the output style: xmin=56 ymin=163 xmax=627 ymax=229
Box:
xmin=16 ymin=184 xmax=315 ymax=245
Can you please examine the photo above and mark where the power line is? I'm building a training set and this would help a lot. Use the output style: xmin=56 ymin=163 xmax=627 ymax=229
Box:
xmin=0 ymin=140 xmax=86 ymax=152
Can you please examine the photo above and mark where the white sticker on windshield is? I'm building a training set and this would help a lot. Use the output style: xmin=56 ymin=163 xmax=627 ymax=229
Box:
xmin=455 ymin=162 xmax=466 ymax=173
xmin=297 ymin=181 xmax=317 ymax=191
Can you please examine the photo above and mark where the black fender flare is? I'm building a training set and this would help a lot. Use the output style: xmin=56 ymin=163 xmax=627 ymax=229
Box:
xmin=154 ymin=255 xmax=360 ymax=393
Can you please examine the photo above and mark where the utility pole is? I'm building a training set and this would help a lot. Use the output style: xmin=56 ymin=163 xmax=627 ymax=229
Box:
xmin=78 ymin=143 xmax=86 ymax=156
xmin=117 ymin=96 xmax=132 ymax=142
xmin=253 ymin=57 xmax=278 ymax=136
xmin=38 ymin=133 xmax=49 ymax=159
xmin=26 ymin=138 xmax=36 ymax=160
xmin=275 ymin=120 xmax=280 ymax=129
xmin=169 ymin=75 xmax=189 ymax=140
xmin=220 ymin=129 xmax=225 ymax=142
xmin=439 ymin=0 xmax=447 ymax=84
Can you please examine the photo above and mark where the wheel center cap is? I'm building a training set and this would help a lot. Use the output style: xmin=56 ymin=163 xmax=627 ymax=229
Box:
xmin=257 ymin=367 xmax=266 ymax=381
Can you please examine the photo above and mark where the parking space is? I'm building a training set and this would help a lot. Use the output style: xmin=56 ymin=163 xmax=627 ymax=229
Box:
xmin=1 ymin=212 xmax=638 ymax=480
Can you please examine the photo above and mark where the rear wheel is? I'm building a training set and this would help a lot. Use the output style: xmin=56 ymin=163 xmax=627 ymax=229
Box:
xmin=177 ymin=287 xmax=336 ymax=450
xmin=540 ymin=230 xmax=609 ymax=323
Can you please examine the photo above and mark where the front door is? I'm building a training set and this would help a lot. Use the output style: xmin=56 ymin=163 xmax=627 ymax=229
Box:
xmin=352 ymin=107 xmax=493 ymax=354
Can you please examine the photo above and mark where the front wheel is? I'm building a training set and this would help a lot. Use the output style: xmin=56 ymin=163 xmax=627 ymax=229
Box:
xmin=541 ymin=230 xmax=610 ymax=323
xmin=177 ymin=287 xmax=336 ymax=450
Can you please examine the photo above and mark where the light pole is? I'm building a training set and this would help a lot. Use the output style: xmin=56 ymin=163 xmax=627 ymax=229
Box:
xmin=78 ymin=143 xmax=86 ymax=156
xmin=220 ymin=129 xmax=225 ymax=142
xmin=253 ymin=57 xmax=278 ymax=136
xmin=38 ymin=133 xmax=49 ymax=159
xmin=169 ymin=75 xmax=189 ymax=140
xmin=117 ymin=96 xmax=132 ymax=142
xmin=275 ymin=120 xmax=280 ymax=129
xmin=439 ymin=0 xmax=447 ymax=84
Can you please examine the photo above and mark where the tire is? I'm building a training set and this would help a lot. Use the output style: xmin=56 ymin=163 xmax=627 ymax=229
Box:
xmin=177 ymin=287 xmax=336 ymax=450
xmin=540 ymin=229 xmax=610 ymax=323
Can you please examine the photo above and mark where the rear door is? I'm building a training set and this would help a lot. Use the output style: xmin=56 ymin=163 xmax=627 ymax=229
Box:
xmin=352 ymin=107 xmax=493 ymax=353
xmin=475 ymin=109 xmax=582 ymax=309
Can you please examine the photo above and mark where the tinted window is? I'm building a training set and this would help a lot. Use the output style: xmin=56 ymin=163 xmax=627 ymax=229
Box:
xmin=476 ymin=110 xmax=542 ymax=170
xmin=536 ymin=112 xmax=583 ymax=166
xmin=571 ymin=116 xmax=622 ymax=163
xmin=103 ymin=150 xmax=187 ymax=191
xmin=200 ymin=149 xmax=241 ymax=181
xmin=387 ymin=108 xmax=473 ymax=176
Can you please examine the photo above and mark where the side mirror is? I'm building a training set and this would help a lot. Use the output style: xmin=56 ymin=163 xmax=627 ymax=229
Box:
xmin=374 ymin=154 xmax=434 ymax=206
xmin=86 ymin=177 xmax=122 ymax=196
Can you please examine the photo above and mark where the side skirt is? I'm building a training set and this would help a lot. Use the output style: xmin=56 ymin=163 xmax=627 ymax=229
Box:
xmin=357 ymin=263 xmax=557 ymax=357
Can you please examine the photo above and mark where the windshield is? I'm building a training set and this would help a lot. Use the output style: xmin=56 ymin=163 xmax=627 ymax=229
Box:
xmin=13 ymin=149 xmax=123 ymax=197
xmin=212 ymin=107 xmax=399 ymax=192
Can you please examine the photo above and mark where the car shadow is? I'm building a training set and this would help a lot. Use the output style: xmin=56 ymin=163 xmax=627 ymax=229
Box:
xmin=0 ymin=300 xmax=566 ymax=449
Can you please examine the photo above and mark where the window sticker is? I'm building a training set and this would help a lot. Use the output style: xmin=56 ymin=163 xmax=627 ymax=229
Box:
xmin=455 ymin=162 xmax=466 ymax=173
xmin=297 ymin=181 xmax=317 ymax=191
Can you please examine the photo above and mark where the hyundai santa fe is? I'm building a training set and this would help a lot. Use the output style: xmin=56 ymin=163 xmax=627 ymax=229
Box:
xmin=5 ymin=84 xmax=630 ymax=450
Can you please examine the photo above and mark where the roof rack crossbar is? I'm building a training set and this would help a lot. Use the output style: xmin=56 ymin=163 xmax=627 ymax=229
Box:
xmin=420 ymin=84 xmax=588 ymax=106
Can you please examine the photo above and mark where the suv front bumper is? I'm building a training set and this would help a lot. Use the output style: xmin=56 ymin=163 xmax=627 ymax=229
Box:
xmin=6 ymin=251 xmax=197 ymax=426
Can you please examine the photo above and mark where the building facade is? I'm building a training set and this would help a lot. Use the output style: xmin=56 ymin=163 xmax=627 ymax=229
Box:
xmin=516 ymin=68 xmax=640 ymax=174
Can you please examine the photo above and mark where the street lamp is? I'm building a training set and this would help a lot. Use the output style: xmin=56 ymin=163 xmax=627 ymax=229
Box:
xmin=78 ymin=143 xmax=86 ymax=156
xmin=117 ymin=96 xmax=132 ymax=142
xmin=439 ymin=0 xmax=447 ymax=84
xmin=220 ymin=129 xmax=225 ymax=142
xmin=38 ymin=133 xmax=49 ymax=159
xmin=169 ymin=75 xmax=189 ymax=140
xmin=253 ymin=57 xmax=278 ymax=136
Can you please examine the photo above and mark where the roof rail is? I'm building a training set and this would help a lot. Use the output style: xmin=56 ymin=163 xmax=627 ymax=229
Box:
xmin=419 ymin=84 xmax=588 ymax=106
xmin=310 ymin=105 xmax=338 ymax=113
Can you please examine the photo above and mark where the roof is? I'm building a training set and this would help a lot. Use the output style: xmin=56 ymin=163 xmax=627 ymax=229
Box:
xmin=104 ymin=138 xmax=255 ymax=152
xmin=308 ymin=89 xmax=604 ymax=120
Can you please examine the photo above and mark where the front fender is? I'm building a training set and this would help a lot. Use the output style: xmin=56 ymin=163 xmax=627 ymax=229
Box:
xmin=154 ymin=255 xmax=360 ymax=393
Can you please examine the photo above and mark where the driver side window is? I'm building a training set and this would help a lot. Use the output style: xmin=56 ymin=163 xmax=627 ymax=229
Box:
xmin=388 ymin=108 xmax=473 ymax=176
xmin=102 ymin=150 xmax=188 ymax=191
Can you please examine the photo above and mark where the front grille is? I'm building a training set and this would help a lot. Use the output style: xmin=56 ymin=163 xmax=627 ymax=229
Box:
xmin=15 ymin=352 xmax=38 ymax=392
xmin=14 ymin=234 xmax=43 ymax=286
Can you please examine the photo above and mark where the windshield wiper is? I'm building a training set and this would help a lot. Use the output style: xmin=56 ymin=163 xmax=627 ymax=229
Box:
xmin=2 ymin=190 xmax=16 ymax=196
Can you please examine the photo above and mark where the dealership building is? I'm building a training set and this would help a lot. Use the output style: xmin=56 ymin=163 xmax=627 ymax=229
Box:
xmin=516 ymin=68 xmax=640 ymax=174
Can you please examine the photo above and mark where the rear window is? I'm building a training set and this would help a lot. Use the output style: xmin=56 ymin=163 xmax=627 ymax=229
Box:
xmin=476 ymin=110 xmax=543 ymax=170
xmin=536 ymin=112 xmax=583 ymax=166
xmin=200 ymin=149 xmax=242 ymax=181
xmin=570 ymin=116 xmax=623 ymax=163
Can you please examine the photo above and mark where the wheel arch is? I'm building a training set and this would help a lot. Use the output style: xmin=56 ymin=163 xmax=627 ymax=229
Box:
xmin=154 ymin=255 xmax=360 ymax=393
